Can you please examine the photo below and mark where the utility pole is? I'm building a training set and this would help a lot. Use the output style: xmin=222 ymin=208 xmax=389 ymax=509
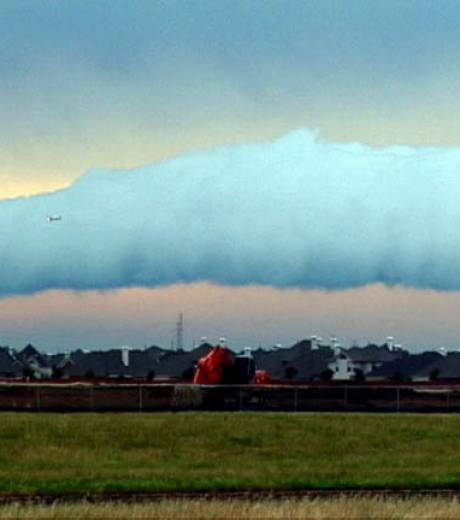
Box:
xmin=176 ymin=312 xmax=184 ymax=351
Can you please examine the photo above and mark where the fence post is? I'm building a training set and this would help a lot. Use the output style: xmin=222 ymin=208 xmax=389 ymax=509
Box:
xmin=239 ymin=387 xmax=243 ymax=411
xmin=446 ymin=389 xmax=450 ymax=410
xmin=396 ymin=387 xmax=400 ymax=412
xmin=89 ymin=385 xmax=94 ymax=412
xmin=35 ymin=386 xmax=41 ymax=412
xmin=344 ymin=386 xmax=348 ymax=409
xmin=294 ymin=387 xmax=298 ymax=412
xmin=138 ymin=385 xmax=143 ymax=412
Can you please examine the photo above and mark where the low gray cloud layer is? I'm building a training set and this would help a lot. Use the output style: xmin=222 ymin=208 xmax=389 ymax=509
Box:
xmin=2 ymin=129 xmax=460 ymax=296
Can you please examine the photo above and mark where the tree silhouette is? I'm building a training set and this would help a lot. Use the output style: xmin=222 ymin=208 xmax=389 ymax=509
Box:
xmin=284 ymin=366 xmax=298 ymax=380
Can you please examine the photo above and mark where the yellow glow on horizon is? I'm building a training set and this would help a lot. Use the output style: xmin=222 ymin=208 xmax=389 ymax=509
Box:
xmin=0 ymin=179 xmax=71 ymax=200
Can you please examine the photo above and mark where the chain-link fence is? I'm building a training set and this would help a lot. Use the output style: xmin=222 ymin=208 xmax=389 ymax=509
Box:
xmin=0 ymin=384 xmax=459 ymax=412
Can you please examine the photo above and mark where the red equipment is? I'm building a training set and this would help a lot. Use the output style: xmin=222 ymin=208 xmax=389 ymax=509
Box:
xmin=253 ymin=369 xmax=271 ymax=385
xmin=193 ymin=346 xmax=235 ymax=384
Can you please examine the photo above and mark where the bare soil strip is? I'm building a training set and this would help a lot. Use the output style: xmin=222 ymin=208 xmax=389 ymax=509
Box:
xmin=2 ymin=497 xmax=460 ymax=520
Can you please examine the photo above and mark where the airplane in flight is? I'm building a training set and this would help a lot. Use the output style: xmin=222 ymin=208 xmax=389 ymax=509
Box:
xmin=47 ymin=215 xmax=62 ymax=222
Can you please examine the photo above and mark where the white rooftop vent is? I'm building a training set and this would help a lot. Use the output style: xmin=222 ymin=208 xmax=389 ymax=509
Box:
xmin=121 ymin=346 xmax=130 ymax=367
xmin=243 ymin=347 xmax=253 ymax=358
xmin=334 ymin=343 xmax=342 ymax=356
xmin=310 ymin=335 xmax=319 ymax=350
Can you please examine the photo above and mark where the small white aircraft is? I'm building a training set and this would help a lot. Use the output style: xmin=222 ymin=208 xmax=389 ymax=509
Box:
xmin=47 ymin=215 xmax=62 ymax=222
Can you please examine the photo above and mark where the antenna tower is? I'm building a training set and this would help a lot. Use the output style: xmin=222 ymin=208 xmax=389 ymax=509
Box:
xmin=176 ymin=312 xmax=184 ymax=350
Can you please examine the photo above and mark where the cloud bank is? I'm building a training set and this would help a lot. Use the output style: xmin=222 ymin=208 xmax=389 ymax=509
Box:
xmin=2 ymin=129 xmax=460 ymax=296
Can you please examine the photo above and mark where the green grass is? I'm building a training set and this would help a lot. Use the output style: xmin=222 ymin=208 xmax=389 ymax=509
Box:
xmin=0 ymin=412 xmax=459 ymax=494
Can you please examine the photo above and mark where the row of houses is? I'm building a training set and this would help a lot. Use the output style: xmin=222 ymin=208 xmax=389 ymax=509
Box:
xmin=0 ymin=343 xmax=210 ymax=380
xmin=0 ymin=338 xmax=459 ymax=382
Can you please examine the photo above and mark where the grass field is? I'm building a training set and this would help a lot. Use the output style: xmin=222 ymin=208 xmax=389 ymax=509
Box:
xmin=1 ymin=498 xmax=460 ymax=519
xmin=0 ymin=412 xmax=460 ymax=494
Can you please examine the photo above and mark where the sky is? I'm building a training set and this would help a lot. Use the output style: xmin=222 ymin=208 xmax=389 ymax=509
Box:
xmin=2 ymin=0 xmax=460 ymax=352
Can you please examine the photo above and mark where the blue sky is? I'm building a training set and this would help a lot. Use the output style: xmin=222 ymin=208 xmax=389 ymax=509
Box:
xmin=2 ymin=1 xmax=460 ymax=351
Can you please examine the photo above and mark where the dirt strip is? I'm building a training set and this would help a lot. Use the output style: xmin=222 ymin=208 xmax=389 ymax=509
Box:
xmin=1 ymin=489 xmax=460 ymax=504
